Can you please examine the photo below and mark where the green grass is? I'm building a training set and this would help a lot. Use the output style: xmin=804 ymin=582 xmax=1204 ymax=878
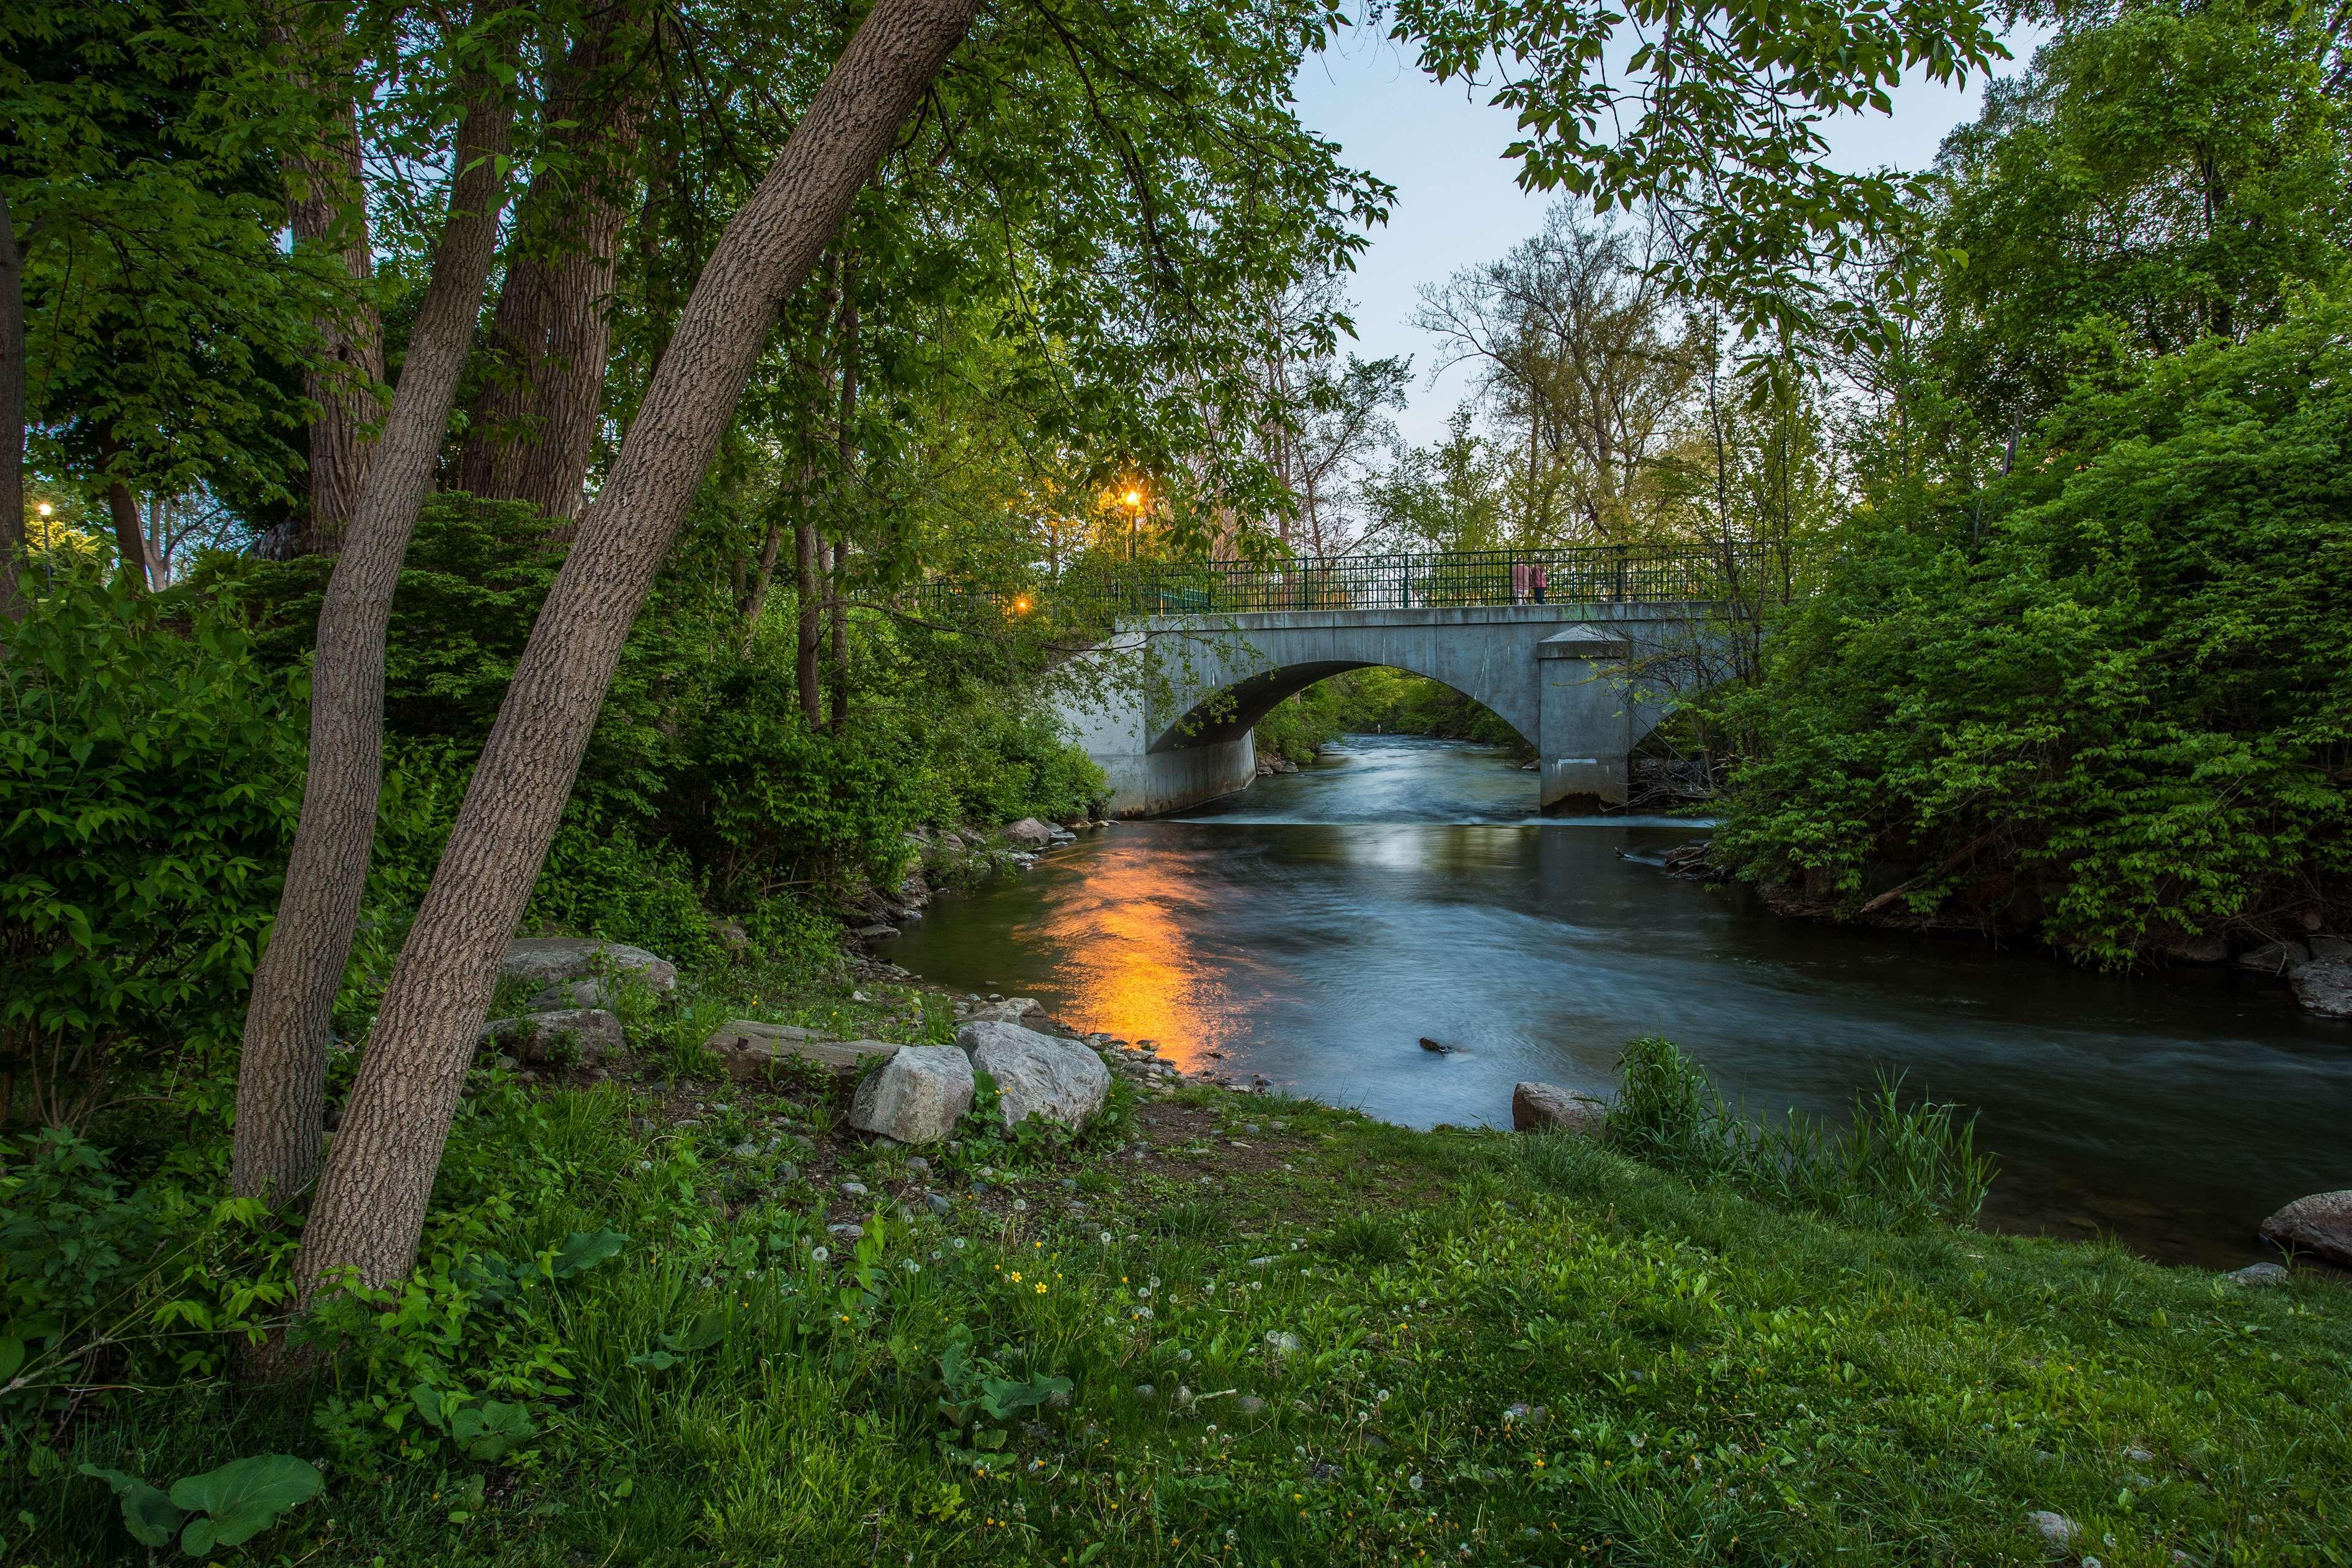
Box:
xmin=16 ymin=1035 xmax=2351 ymax=1568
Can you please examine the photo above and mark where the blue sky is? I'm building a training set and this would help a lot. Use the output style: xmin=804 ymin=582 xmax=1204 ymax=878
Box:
xmin=1291 ymin=23 xmax=2052 ymax=443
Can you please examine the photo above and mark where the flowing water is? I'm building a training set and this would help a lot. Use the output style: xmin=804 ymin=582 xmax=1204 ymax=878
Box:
xmin=889 ymin=734 xmax=2352 ymax=1267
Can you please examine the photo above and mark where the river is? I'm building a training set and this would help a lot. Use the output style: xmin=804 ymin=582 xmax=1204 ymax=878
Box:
xmin=889 ymin=734 xmax=2352 ymax=1267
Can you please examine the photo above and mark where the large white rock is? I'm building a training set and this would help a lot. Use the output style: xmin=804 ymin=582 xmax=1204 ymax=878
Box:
xmin=958 ymin=1020 xmax=1110 ymax=1131
xmin=850 ymin=1045 xmax=974 ymax=1145
xmin=2289 ymin=959 xmax=2352 ymax=1018
xmin=502 ymin=937 xmax=677 ymax=992
xmin=1000 ymin=816 xmax=1056 ymax=849
xmin=960 ymin=996 xmax=1046 ymax=1025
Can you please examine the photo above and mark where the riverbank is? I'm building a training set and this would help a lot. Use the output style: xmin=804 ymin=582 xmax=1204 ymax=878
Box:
xmin=23 ymin=940 xmax=2352 ymax=1566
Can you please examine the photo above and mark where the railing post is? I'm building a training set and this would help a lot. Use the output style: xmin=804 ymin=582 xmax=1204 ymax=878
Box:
xmin=1615 ymin=545 xmax=1628 ymax=601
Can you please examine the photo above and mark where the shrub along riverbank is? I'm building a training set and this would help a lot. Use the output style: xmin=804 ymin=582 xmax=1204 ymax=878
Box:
xmin=7 ymin=929 xmax=2349 ymax=1566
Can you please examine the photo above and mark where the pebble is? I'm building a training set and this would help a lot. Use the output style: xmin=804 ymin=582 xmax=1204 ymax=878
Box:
xmin=842 ymin=1180 xmax=869 ymax=1196
xmin=828 ymin=1223 xmax=864 ymax=1241
xmin=905 ymin=1156 xmax=931 ymax=1174
xmin=2226 ymin=1261 xmax=2289 ymax=1286
xmin=732 ymin=1141 xmax=760 ymax=1158
xmin=926 ymin=1193 xmax=951 ymax=1215
xmin=2123 ymin=1446 xmax=2155 ymax=1463
xmin=2027 ymin=1510 xmax=2079 ymax=1551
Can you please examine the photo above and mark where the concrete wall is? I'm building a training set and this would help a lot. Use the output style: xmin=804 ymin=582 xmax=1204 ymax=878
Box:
xmin=1056 ymin=601 xmax=1717 ymax=817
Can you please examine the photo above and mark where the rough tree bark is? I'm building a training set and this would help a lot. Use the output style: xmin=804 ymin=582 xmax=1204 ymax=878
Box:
xmin=829 ymin=265 xmax=857 ymax=727
xmin=458 ymin=7 xmax=651 ymax=527
xmin=795 ymin=516 xmax=825 ymax=723
xmin=292 ymin=0 xmax=985 ymax=1298
xmin=289 ymin=91 xmax=385 ymax=557
xmin=231 ymin=80 xmax=516 ymax=1206
xmin=1 ymin=189 xmax=26 ymax=619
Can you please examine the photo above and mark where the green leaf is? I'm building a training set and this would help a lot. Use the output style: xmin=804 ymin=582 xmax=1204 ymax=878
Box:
xmin=546 ymin=1229 xmax=627 ymax=1280
xmin=0 ymin=1336 xmax=23 ymax=1382
xmin=450 ymin=1400 xmax=535 ymax=1461
xmin=411 ymin=1381 xmax=450 ymax=1432
xmin=978 ymin=1373 xmax=1072 ymax=1421
xmin=79 ymin=1464 xmax=184 ymax=1548
xmin=166 ymin=1454 xmax=323 ymax=1550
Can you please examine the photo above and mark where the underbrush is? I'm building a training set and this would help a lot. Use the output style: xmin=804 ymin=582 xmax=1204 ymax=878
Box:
xmin=6 ymin=1006 xmax=2348 ymax=1566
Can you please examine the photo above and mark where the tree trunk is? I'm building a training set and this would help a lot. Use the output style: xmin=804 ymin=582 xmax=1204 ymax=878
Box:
xmin=829 ymin=271 xmax=856 ymax=728
xmin=795 ymin=519 xmax=823 ymax=725
xmin=289 ymin=89 xmax=385 ymax=557
xmin=458 ymin=8 xmax=651 ymax=528
xmin=739 ymin=513 xmax=784 ymax=652
xmin=1 ymin=188 xmax=26 ymax=619
xmin=231 ymin=77 xmax=516 ymax=1207
xmin=291 ymin=0 xmax=983 ymax=1298
xmin=96 ymin=429 xmax=151 ymax=592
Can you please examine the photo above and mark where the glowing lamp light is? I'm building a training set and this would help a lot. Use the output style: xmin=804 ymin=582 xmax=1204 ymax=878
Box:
xmin=1122 ymin=489 xmax=1142 ymax=507
xmin=36 ymin=502 xmax=53 ymax=518
xmin=1012 ymin=595 xmax=1032 ymax=614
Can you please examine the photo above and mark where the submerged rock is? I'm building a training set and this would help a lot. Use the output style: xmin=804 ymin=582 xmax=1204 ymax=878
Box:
xmin=850 ymin=1044 xmax=975 ymax=1145
xmin=2288 ymin=960 xmax=2352 ymax=1019
xmin=501 ymin=937 xmax=676 ymax=992
xmin=958 ymin=1019 xmax=1110 ymax=1130
xmin=2258 ymin=1189 xmax=2352 ymax=1267
xmin=2233 ymin=938 xmax=2310 ymax=976
xmin=1511 ymin=1082 xmax=1610 ymax=1136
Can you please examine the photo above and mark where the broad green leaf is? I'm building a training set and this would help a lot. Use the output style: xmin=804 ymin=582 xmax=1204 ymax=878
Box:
xmin=167 ymin=1453 xmax=323 ymax=1549
xmin=80 ymin=1464 xmax=184 ymax=1548
xmin=546 ymin=1229 xmax=628 ymax=1280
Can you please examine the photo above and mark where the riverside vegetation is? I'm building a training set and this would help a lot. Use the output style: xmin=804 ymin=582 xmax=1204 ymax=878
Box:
xmin=9 ymin=914 xmax=2351 ymax=1566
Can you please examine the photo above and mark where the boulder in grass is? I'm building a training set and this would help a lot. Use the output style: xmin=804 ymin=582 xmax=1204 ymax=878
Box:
xmin=961 ymin=996 xmax=1046 ymax=1026
xmin=528 ymin=977 xmax=611 ymax=1011
xmin=1000 ymin=816 xmax=1056 ymax=849
xmin=482 ymin=1008 xmax=626 ymax=1066
xmin=708 ymin=1021 xmax=899 ymax=1080
xmin=957 ymin=1020 xmax=1110 ymax=1131
xmin=2259 ymin=1189 xmax=2352 ymax=1268
xmin=2288 ymin=960 xmax=2352 ymax=1019
xmin=850 ymin=1045 xmax=974 ymax=1145
xmin=1511 ymin=1082 xmax=1609 ymax=1136
xmin=501 ymin=937 xmax=676 ymax=993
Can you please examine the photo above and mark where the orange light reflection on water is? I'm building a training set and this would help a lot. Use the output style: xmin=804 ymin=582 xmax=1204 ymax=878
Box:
xmin=1029 ymin=848 xmax=1235 ymax=1071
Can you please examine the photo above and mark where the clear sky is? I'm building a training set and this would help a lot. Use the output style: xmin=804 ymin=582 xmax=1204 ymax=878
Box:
xmin=1290 ymin=23 xmax=2051 ymax=444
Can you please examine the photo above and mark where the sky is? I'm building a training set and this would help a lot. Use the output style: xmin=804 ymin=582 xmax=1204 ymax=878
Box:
xmin=1290 ymin=24 xmax=2052 ymax=445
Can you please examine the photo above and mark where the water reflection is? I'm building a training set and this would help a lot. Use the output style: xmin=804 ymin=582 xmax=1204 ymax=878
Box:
xmin=890 ymin=736 xmax=2352 ymax=1266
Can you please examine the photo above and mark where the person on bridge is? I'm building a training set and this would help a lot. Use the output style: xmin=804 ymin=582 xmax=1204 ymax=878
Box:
xmin=1511 ymin=559 xmax=1530 ymax=603
xmin=1531 ymin=559 xmax=1548 ymax=604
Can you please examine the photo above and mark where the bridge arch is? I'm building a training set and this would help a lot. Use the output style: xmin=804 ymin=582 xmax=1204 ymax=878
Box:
xmin=1152 ymin=659 xmax=1530 ymax=754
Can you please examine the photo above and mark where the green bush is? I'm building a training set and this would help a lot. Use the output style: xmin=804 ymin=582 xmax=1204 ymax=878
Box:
xmin=1714 ymin=303 xmax=2352 ymax=960
xmin=0 ymin=576 xmax=303 ymax=1121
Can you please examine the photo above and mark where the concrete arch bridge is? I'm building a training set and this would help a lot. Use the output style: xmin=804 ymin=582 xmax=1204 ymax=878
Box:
xmin=1046 ymin=546 xmax=1761 ymax=817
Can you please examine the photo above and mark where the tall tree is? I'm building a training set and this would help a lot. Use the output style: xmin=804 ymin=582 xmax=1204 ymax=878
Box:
xmin=290 ymin=0 xmax=987 ymax=1297
xmin=282 ymin=10 xmax=385 ymax=556
xmin=232 ymin=57 xmax=518 ymax=1205
xmin=1 ymin=189 xmax=26 ymax=618
xmin=458 ymin=1 xmax=654 ymax=525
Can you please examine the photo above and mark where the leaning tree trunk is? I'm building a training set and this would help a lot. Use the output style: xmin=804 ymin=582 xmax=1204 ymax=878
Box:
xmin=795 ymin=518 xmax=824 ymax=723
xmin=0 ymin=188 xmax=26 ymax=619
xmin=458 ymin=7 xmax=651 ymax=529
xmin=231 ymin=80 xmax=516 ymax=1206
xmin=292 ymin=0 xmax=985 ymax=1298
xmin=289 ymin=92 xmax=385 ymax=557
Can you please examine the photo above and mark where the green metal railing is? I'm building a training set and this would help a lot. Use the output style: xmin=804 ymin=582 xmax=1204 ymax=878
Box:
xmin=900 ymin=542 xmax=1778 ymax=625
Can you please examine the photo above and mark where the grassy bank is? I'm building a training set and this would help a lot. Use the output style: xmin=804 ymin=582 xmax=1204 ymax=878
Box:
xmin=12 ymin=954 xmax=2350 ymax=1567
